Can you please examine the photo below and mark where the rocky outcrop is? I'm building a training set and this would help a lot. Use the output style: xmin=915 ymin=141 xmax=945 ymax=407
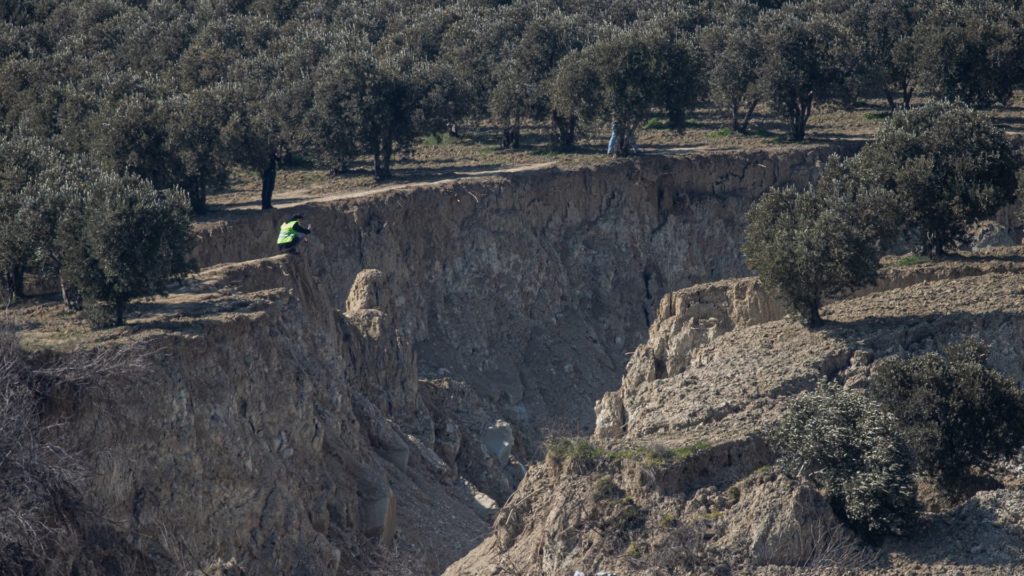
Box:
xmin=451 ymin=256 xmax=1024 ymax=575
xmin=596 ymin=277 xmax=786 ymax=438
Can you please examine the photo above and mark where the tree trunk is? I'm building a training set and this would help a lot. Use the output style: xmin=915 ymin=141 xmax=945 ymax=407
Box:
xmin=114 ymin=297 xmax=127 ymax=326
xmin=373 ymin=139 xmax=393 ymax=181
xmin=790 ymin=93 xmax=813 ymax=141
xmin=552 ymin=112 xmax=576 ymax=151
xmin=804 ymin=306 xmax=823 ymax=328
xmin=59 ymin=278 xmax=82 ymax=311
xmin=796 ymin=297 xmax=823 ymax=328
xmin=372 ymin=147 xmax=383 ymax=181
xmin=261 ymin=154 xmax=278 ymax=210
xmin=502 ymin=126 xmax=520 ymax=149
xmin=614 ymin=125 xmax=637 ymax=156
xmin=188 ymin=189 xmax=207 ymax=215
xmin=885 ymin=90 xmax=896 ymax=110
xmin=5 ymin=265 xmax=24 ymax=300
xmin=740 ymin=100 xmax=757 ymax=134
xmin=730 ymin=99 xmax=742 ymax=133
xmin=902 ymin=84 xmax=914 ymax=109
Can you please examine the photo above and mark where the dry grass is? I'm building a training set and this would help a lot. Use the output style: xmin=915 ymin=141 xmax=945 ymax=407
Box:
xmin=0 ymin=323 xmax=157 ymax=573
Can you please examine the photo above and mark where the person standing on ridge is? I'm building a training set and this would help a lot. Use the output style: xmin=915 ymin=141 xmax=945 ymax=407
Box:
xmin=277 ymin=214 xmax=312 ymax=254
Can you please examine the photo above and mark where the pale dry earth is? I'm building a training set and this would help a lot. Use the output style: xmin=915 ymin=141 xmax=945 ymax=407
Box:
xmin=10 ymin=147 xmax=849 ymax=574
xmin=448 ymin=253 xmax=1024 ymax=576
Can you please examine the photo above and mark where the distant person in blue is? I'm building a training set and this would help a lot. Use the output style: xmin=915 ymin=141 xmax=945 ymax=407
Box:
xmin=607 ymin=120 xmax=637 ymax=156
xmin=607 ymin=120 xmax=622 ymax=155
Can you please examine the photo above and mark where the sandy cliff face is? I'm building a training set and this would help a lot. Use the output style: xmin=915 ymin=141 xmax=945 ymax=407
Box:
xmin=48 ymin=148 xmax=849 ymax=574
xmin=63 ymin=257 xmax=487 ymax=575
xmin=449 ymin=258 xmax=1024 ymax=576
xmin=196 ymin=150 xmax=834 ymax=443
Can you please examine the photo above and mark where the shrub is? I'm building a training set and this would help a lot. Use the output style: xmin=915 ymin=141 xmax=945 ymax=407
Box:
xmin=850 ymin=101 xmax=1020 ymax=255
xmin=772 ymin=385 xmax=918 ymax=537
xmin=0 ymin=329 xmax=80 ymax=573
xmin=868 ymin=339 xmax=1024 ymax=495
xmin=743 ymin=157 xmax=896 ymax=326
xmin=58 ymin=173 xmax=195 ymax=327
xmin=545 ymin=438 xmax=606 ymax=475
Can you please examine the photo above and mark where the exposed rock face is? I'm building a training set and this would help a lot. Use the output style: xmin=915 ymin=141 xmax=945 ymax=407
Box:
xmin=450 ymin=257 xmax=1024 ymax=575
xmin=194 ymin=150 xmax=836 ymax=442
xmin=49 ymin=150 xmax=844 ymax=575
xmin=596 ymin=277 xmax=786 ymax=438
xmin=62 ymin=259 xmax=487 ymax=575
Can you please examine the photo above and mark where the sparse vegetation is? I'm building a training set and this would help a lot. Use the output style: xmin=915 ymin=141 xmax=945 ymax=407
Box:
xmin=545 ymin=438 xmax=708 ymax=475
xmin=772 ymin=384 xmax=919 ymax=537
xmin=0 ymin=326 xmax=152 ymax=572
xmin=591 ymin=475 xmax=624 ymax=502
xmin=890 ymin=254 xmax=931 ymax=267
xmin=869 ymin=339 xmax=1024 ymax=496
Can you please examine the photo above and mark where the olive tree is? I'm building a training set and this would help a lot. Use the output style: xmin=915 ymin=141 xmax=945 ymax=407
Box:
xmin=850 ymin=101 xmax=1020 ymax=255
xmin=549 ymin=50 xmax=602 ymax=149
xmin=869 ymin=340 xmax=1024 ymax=495
xmin=0 ymin=136 xmax=60 ymax=299
xmin=161 ymin=87 xmax=235 ymax=214
xmin=743 ymin=157 xmax=896 ymax=326
xmin=307 ymin=45 xmax=429 ymax=181
xmin=16 ymin=157 xmax=96 ymax=310
xmin=577 ymin=25 xmax=702 ymax=156
xmin=700 ymin=1 xmax=762 ymax=133
xmin=755 ymin=7 xmax=856 ymax=141
xmin=912 ymin=0 xmax=1023 ymax=107
xmin=58 ymin=173 xmax=195 ymax=327
xmin=489 ymin=9 xmax=583 ymax=149
xmin=847 ymin=0 xmax=922 ymax=109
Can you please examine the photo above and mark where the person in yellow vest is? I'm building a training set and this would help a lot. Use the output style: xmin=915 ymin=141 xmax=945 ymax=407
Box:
xmin=277 ymin=214 xmax=312 ymax=254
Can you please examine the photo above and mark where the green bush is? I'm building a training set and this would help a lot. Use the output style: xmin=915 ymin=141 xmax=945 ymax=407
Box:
xmin=912 ymin=1 xmax=1022 ymax=107
xmin=869 ymin=339 xmax=1024 ymax=495
xmin=545 ymin=438 xmax=606 ymax=475
xmin=772 ymin=385 xmax=918 ymax=537
xmin=851 ymin=101 xmax=1020 ymax=256
xmin=743 ymin=157 xmax=897 ymax=326
xmin=0 ymin=136 xmax=64 ymax=299
xmin=58 ymin=173 xmax=195 ymax=327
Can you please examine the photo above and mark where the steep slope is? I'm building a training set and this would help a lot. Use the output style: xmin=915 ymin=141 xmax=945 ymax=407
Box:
xmin=52 ymin=255 xmax=488 ymax=574
xmin=447 ymin=256 xmax=1024 ymax=575
xmin=17 ymin=148 xmax=848 ymax=574
xmin=195 ymin=149 xmax=838 ymax=446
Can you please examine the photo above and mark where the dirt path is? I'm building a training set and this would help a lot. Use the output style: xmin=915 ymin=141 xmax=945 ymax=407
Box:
xmin=195 ymin=160 xmax=563 ymax=234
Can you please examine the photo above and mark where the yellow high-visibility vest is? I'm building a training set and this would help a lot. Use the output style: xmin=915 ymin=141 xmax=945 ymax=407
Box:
xmin=277 ymin=220 xmax=301 ymax=244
